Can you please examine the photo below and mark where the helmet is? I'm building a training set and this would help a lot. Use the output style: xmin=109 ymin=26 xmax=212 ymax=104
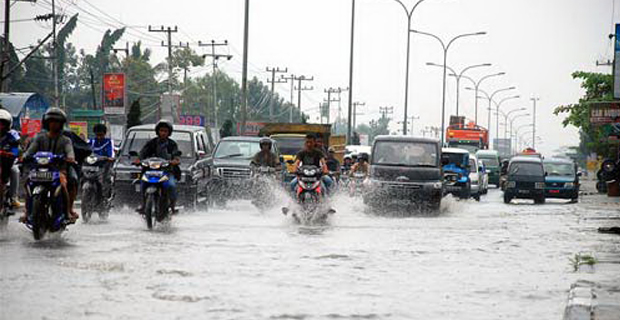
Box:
xmin=344 ymin=154 xmax=352 ymax=160
xmin=42 ymin=108 xmax=67 ymax=130
xmin=93 ymin=123 xmax=107 ymax=134
xmin=155 ymin=120 xmax=173 ymax=135
xmin=259 ymin=137 xmax=272 ymax=148
xmin=0 ymin=109 xmax=13 ymax=129
xmin=328 ymin=147 xmax=336 ymax=154
xmin=359 ymin=152 xmax=369 ymax=162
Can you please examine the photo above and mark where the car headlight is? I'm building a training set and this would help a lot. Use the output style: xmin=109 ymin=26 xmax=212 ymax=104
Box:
xmin=212 ymin=167 xmax=221 ymax=176
xmin=565 ymin=182 xmax=575 ymax=188
xmin=37 ymin=157 xmax=50 ymax=165
xmin=506 ymin=181 xmax=516 ymax=188
xmin=86 ymin=156 xmax=97 ymax=165
xmin=432 ymin=182 xmax=443 ymax=189
xmin=535 ymin=182 xmax=545 ymax=189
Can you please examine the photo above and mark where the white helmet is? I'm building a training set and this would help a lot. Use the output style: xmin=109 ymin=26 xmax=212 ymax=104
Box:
xmin=0 ymin=109 xmax=12 ymax=129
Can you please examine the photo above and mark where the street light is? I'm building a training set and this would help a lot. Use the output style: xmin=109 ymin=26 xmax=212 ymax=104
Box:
xmin=411 ymin=29 xmax=486 ymax=144
xmin=508 ymin=112 xmax=530 ymax=153
xmin=497 ymin=107 xmax=527 ymax=140
xmin=427 ymin=62 xmax=491 ymax=117
xmin=493 ymin=95 xmax=520 ymax=149
xmin=392 ymin=0 xmax=433 ymax=137
xmin=466 ymin=85 xmax=516 ymax=135
xmin=460 ymin=72 xmax=505 ymax=125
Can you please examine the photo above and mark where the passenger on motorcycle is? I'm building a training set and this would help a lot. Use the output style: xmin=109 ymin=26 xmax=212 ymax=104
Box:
xmin=134 ymin=120 xmax=180 ymax=213
xmin=0 ymin=109 xmax=20 ymax=213
xmin=326 ymin=147 xmax=341 ymax=182
xmin=89 ymin=124 xmax=114 ymax=197
xmin=350 ymin=152 xmax=370 ymax=177
xmin=342 ymin=155 xmax=353 ymax=173
xmin=21 ymin=108 xmax=78 ymax=222
xmin=251 ymin=138 xmax=281 ymax=171
xmin=290 ymin=134 xmax=333 ymax=193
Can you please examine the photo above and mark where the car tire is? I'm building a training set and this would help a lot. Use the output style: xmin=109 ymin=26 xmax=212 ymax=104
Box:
xmin=503 ymin=194 xmax=512 ymax=204
xmin=534 ymin=196 xmax=546 ymax=204
xmin=459 ymin=182 xmax=471 ymax=200
xmin=473 ymin=193 xmax=481 ymax=201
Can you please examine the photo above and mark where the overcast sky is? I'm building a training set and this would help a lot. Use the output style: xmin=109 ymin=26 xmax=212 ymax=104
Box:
xmin=10 ymin=0 xmax=617 ymax=154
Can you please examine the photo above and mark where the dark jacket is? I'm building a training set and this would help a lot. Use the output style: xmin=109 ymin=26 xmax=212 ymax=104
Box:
xmin=139 ymin=137 xmax=181 ymax=179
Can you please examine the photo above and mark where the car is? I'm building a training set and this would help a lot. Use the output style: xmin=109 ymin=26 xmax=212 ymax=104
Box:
xmin=503 ymin=156 xmax=546 ymax=204
xmin=363 ymin=136 xmax=443 ymax=211
xmin=270 ymin=133 xmax=306 ymax=183
xmin=543 ymin=158 xmax=580 ymax=201
xmin=442 ymin=148 xmax=471 ymax=199
xmin=205 ymin=136 xmax=280 ymax=205
xmin=112 ymin=124 xmax=212 ymax=209
xmin=478 ymin=160 xmax=489 ymax=194
xmin=468 ymin=155 xmax=489 ymax=201
xmin=476 ymin=150 xmax=501 ymax=186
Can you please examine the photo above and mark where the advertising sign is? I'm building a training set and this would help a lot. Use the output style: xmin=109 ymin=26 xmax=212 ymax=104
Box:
xmin=20 ymin=119 xmax=41 ymax=138
xmin=179 ymin=115 xmax=205 ymax=127
xmin=615 ymin=24 xmax=620 ymax=99
xmin=493 ymin=138 xmax=512 ymax=157
xmin=69 ymin=121 xmax=88 ymax=140
xmin=110 ymin=124 xmax=124 ymax=147
xmin=237 ymin=122 xmax=267 ymax=136
xmin=102 ymin=73 xmax=126 ymax=115
xmin=590 ymin=102 xmax=620 ymax=125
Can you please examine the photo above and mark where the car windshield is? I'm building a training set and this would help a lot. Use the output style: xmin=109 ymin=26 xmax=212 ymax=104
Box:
xmin=272 ymin=136 xmax=304 ymax=155
xmin=121 ymin=130 xmax=193 ymax=158
xmin=479 ymin=156 xmax=499 ymax=167
xmin=443 ymin=152 xmax=467 ymax=166
xmin=469 ymin=159 xmax=477 ymax=170
xmin=509 ymin=162 xmax=544 ymax=176
xmin=214 ymin=140 xmax=262 ymax=159
xmin=373 ymin=141 xmax=437 ymax=166
xmin=450 ymin=144 xmax=479 ymax=153
xmin=544 ymin=162 xmax=575 ymax=176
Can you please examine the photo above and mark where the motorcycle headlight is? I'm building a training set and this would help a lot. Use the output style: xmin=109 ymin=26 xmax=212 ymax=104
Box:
xmin=565 ymin=182 xmax=575 ymax=188
xmin=37 ymin=157 xmax=50 ymax=165
xmin=303 ymin=169 xmax=317 ymax=176
xmin=86 ymin=156 xmax=97 ymax=165
xmin=149 ymin=162 xmax=162 ymax=170
xmin=506 ymin=181 xmax=516 ymax=188
xmin=535 ymin=182 xmax=545 ymax=189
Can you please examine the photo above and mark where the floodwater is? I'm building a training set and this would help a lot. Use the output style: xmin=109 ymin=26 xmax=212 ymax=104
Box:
xmin=1 ymin=189 xmax=591 ymax=319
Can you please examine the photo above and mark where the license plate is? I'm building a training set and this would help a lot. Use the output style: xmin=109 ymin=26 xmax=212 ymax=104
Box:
xmin=83 ymin=166 xmax=100 ymax=172
xmin=131 ymin=172 xmax=141 ymax=179
xmin=518 ymin=189 xmax=530 ymax=194
xmin=550 ymin=190 xmax=560 ymax=194
xmin=30 ymin=171 xmax=53 ymax=181
xmin=301 ymin=177 xmax=318 ymax=182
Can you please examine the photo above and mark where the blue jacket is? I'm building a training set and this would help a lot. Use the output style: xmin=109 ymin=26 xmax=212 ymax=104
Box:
xmin=0 ymin=129 xmax=20 ymax=157
xmin=89 ymin=138 xmax=114 ymax=157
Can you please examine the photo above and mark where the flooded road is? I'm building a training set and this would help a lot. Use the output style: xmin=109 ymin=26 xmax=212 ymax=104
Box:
xmin=1 ymin=189 xmax=591 ymax=319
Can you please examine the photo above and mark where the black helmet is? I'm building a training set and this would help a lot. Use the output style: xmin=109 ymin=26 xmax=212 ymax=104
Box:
xmin=93 ymin=123 xmax=107 ymax=134
xmin=42 ymin=108 xmax=67 ymax=130
xmin=259 ymin=137 xmax=272 ymax=148
xmin=155 ymin=120 xmax=173 ymax=135
xmin=359 ymin=152 xmax=369 ymax=162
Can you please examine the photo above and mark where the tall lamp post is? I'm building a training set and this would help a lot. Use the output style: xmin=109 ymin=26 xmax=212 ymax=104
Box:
xmin=497 ymin=107 xmax=527 ymax=140
xmin=508 ymin=113 xmax=530 ymax=153
xmin=460 ymin=73 xmax=505 ymax=125
xmin=494 ymin=95 xmax=520 ymax=145
xmin=427 ymin=62 xmax=491 ymax=116
xmin=392 ymin=0 xmax=433 ymax=137
xmin=466 ymin=85 xmax=515 ymax=134
xmin=411 ymin=29 xmax=486 ymax=144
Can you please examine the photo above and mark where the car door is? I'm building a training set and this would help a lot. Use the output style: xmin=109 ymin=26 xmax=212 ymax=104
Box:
xmin=194 ymin=131 xmax=210 ymax=192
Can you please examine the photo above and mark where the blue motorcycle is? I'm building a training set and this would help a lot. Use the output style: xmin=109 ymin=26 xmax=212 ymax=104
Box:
xmin=130 ymin=152 xmax=176 ymax=230
xmin=25 ymin=152 xmax=72 ymax=240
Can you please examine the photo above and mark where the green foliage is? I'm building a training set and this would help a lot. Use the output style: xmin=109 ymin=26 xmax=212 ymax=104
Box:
xmin=220 ymin=119 xmax=234 ymax=138
xmin=127 ymin=99 xmax=142 ymax=128
xmin=553 ymin=71 xmax=614 ymax=157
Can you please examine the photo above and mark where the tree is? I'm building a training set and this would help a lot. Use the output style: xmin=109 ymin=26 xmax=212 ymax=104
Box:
xmin=171 ymin=47 xmax=204 ymax=85
xmin=554 ymin=71 xmax=613 ymax=157
xmin=220 ymin=119 xmax=234 ymax=138
xmin=127 ymin=98 xmax=142 ymax=128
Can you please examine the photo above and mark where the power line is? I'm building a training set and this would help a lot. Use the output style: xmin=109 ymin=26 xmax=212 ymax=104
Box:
xmin=266 ymin=66 xmax=287 ymax=122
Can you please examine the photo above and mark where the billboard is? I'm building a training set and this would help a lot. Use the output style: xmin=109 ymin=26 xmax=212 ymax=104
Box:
xmin=20 ymin=118 xmax=41 ymax=138
xmin=69 ymin=122 xmax=88 ymax=140
xmin=615 ymin=24 xmax=620 ymax=99
xmin=237 ymin=122 xmax=266 ymax=136
xmin=493 ymin=138 xmax=512 ymax=157
xmin=589 ymin=102 xmax=620 ymax=125
xmin=179 ymin=115 xmax=206 ymax=127
xmin=102 ymin=73 xmax=126 ymax=115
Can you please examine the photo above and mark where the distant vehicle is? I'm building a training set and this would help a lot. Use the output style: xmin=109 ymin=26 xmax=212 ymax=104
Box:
xmin=445 ymin=116 xmax=488 ymax=152
xmin=543 ymin=158 xmax=580 ymax=201
xmin=503 ymin=156 xmax=546 ymax=204
xmin=113 ymin=124 xmax=211 ymax=209
xmin=478 ymin=159 xmax=489 ymax=194
xmin=468 ymin=154 xmax=488 ymax=201
xmin=206 ymin=136 xmax=280 ymax=205
xmin=363 ymin=136 xmax=443 ymax=211
xmin=518 ymin=148 xmax=542 ymax=158
xmin=270 ymin=133 xmax=305 ymax=183
xmin=476 ymin=150 xmax=501 ymax=186
xmin=345 ymin=145 xmax=372 ymax=157
xmin=442 ymin=148 xmax=471 ymax=199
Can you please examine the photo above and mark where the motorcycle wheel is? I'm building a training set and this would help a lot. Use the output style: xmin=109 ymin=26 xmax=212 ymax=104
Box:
xmin=144 ymin=193 xmax=157 ymax=230
xmin=81 ymin=185 xmax=95 ymax=223
xmin=31 ymin=194 xmax=47 ymax=240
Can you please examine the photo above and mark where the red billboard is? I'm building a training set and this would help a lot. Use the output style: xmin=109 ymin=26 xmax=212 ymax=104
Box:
xmin=237 ymin=122 xmax=267 ymax=136
xmin=21 ymin=119 xmax=42 ymax=138
xmin=102 ymin=73 xmax=126 ymax=115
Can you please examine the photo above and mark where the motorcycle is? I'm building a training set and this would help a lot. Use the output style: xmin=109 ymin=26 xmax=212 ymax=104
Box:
xmin=0 ymin=150 xmax=16 ymax=227
xmin=250 ymin=165 xmax=277 ymax=210
xmin=130 ymin=151 xmax=177 ymax=230
xmin=80 ymin=154 xmax=113 ymax=222
xmin=24 ymin=152 xmax=73 ymax=240
xmin=283 ymin=165 xmax=335 ymax=225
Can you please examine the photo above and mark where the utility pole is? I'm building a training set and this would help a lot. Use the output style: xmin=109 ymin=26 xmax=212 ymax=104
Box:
xmin=294 ymin=75 xmax=314 ymax=112
xmin=324 ymin=88 xmax=341 ymax=124
xmin=347 ymin=0 xmax=356 ymax=144
xmin=531 ymin=97 xmax=539 ymax=150
xmin=266 ymin=67 xmax=288 ymax=122
xmin=240 ymin=0 xmax=250 ymax=135
xmin=52 ymin=0 xmax=59 ymax=108
xmin=1 ymin=0 xmax=10 ymax=92
xmin=379 ymin=106 xmax=394 ymax=120
xmin=352 ymin=101 xmax=365 ymax=129
xmin=200 ymin=40 xmax=232 ymax=129
xmin=148 ymin=25 xmax=178 ymax=94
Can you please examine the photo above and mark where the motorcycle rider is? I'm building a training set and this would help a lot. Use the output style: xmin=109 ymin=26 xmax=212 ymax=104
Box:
xmin=251 ymin=137 xmax=281 ymax=171
xmin=0 ymin=109 xmax=20 ymax=213
xmin=290 ymin=134 xmax=333 ymax=194
xmin=88 ymin=123 xmax=114 ymax=198
xmin=350 ymin=152 xmax=370 ymax=177
xmin=342 ymin=155 xmax=353 ymax=173
xmin=20 ymin=108 xmax=78 ymax=222
xmin=134 ymin=120 xmax=180 ymax=213
xmin=325 ymin=147 xmax=341 ymax=183
xmin=315 ymin=133 xmax=329 ymax=157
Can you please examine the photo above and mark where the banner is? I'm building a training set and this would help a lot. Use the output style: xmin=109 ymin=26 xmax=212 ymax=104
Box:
xmin=615 ymin=24 xmax=620 ymax=99
xmin=589 ymin=102 xmax=620 ymax=125
xmin=102 ymin=73 xmax=126 ymax=115
xmin=20 ymin=119 xmax=41 ymax=138
xmin=237 ymin=122 xmax=266 ymax=136
xmin=69 ymin=122 xmax=88 ymax=140
xmin=179 ymin=115 xmax=205 ymax=127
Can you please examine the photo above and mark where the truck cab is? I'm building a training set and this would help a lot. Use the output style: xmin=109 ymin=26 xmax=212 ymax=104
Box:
xmin=442 ymin=148 xmax=471 ymax=199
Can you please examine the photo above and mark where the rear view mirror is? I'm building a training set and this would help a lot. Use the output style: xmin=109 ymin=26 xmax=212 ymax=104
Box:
xmin=128 ymin=151 xmax=138 ymax=157
xmin=279 ymin=156 xmax=285 ymax=163
xmin=197 ymin=150 xmax=206 ymax=158
xmin=577 ymin=171 xmax=583 ymax=177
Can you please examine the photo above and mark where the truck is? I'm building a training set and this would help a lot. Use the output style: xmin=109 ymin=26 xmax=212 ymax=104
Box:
xmin=445 ymin=116 xmax=489 ymax=153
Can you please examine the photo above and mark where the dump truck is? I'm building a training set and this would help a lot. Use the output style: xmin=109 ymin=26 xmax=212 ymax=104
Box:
xmin=445 ymin=116 xmax=489 ymax=153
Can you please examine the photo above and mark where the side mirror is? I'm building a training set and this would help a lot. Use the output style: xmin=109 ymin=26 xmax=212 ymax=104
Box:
xmin=479 ymin=166 xmax=484 ymax=172
xmin=545 ymin=171 xmax=548 ymax=177
xmin=197 ymin=150 xmax=206 ymax=158
xmin=577 ymin=171 xmax=582 ymax=177
xmin=128 ymin=151 xmax=138 ymax=157
xmin=279 ymin=156 xmax=285 ymax=164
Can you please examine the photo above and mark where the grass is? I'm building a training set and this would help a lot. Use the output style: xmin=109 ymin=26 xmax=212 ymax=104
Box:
xmin=570 ymin=253 xmax=597 ymax=272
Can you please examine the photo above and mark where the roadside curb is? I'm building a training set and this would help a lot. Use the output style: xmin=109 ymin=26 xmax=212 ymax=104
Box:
xmin=563 ymin=281 xmax=595 ymax=320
